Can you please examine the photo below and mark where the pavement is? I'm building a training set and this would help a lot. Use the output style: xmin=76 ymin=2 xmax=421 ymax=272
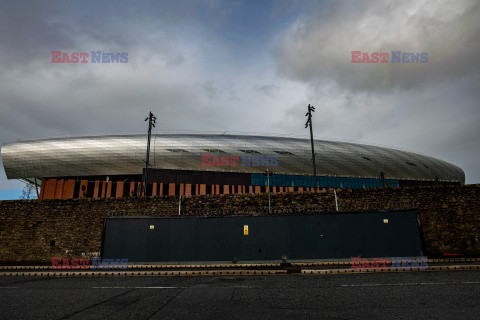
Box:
xmin=0 ymin=270 xmax=479 ymax=319
xmin=1 ymin=258 xmax=479 ymax=277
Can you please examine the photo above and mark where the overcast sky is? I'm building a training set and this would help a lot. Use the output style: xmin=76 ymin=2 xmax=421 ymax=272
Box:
xmin=0 ymin=0 xmax=479 ymax=199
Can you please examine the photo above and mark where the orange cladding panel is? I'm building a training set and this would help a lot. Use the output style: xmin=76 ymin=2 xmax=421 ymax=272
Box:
xmin=43 ymin=179 xmax=57 ymax=199
xmin=106 ymin=181 xmax=113 ymax=198
xmin=100 ymin=181 xmax=106 ymax=198
xmin=62 ymin=180 xmax=76 ymax=199
xmin=54 ymin=180 xmax=64 ymax=199
xmin=168 ymin=183 xmax=175 ymax=196
xmin=116 ymin=181 xmax=124 ymax=198
xmin=152 ymin=182 xmax=158 ymax=196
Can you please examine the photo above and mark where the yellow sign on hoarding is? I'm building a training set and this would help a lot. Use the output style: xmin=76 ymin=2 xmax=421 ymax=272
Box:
xmin=244 ymin=225 xmax=248 ymax=235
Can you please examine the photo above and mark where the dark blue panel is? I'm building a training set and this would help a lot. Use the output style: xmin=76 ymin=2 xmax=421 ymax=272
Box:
xmin=102 ymin=210 xmax=423 ymax=263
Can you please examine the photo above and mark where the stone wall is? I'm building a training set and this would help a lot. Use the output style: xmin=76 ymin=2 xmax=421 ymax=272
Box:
xmin=0 ymin=184 xmax=478 ymax=264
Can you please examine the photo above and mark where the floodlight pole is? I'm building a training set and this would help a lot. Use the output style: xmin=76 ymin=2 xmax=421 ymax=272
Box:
xmin=143 ymin=111 xmax=156 ymax=196
xmin=305 ymin=104 xmax=317 ymax=188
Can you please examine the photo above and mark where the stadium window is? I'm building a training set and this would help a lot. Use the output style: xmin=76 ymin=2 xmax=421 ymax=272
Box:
xmin=239 ymin=149 xmax=261 ymax=154
xmin=273 ymin=150 xmax=294 ymax=155
xmin=166 ymin=149 xmax=189 ymax=153
xmin=406 ymin=162 xmax=417 ymax=167
xmin=202 ymin=148 xmax=225 ymax=154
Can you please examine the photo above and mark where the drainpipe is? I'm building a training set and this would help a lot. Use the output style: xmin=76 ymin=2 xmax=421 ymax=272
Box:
xmin=333 ymin=189 xmax=338 ymax=212
xmin=178 ymin=195 xmax=182 ymax=215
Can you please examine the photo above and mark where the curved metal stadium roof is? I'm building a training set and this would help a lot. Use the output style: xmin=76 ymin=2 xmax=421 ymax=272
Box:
xmin=1 ymin=133 xmax=465 ymax=183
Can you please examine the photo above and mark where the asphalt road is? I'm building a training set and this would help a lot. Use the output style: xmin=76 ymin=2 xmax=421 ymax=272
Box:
xmin=0 ymin=271 xmax=479 ymax=319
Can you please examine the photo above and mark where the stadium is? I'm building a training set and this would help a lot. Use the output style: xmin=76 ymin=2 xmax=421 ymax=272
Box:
xmin=1 ymin=133 xmax=465 ymax=199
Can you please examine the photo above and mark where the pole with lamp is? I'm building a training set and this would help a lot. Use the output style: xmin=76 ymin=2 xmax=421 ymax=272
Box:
xmin=143 ymin=111 xmax=156 ymax=196
xmin=305 ymin=104 xmax=317 ymax=188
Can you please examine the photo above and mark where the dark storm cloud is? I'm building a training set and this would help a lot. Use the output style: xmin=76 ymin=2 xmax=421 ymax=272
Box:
xmin=276 ymin=0 xmax=480 ymax=92
xmin=0 ymin=1 xmax=299 ymax=143
xmin=0 ymin=2 xmax=75 ymax=68
xmin=273 ymin=0 xmax=480 ymax=183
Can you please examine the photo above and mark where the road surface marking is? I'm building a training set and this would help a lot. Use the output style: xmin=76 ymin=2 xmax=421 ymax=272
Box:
xmin=341 ymin=281 xmax=480 ymax=287
xmin=92 ymin=286 xmax=179 ymax=289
